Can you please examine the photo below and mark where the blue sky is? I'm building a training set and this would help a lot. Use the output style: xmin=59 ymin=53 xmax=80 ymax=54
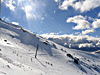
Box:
xmin=1 ymin=0 xmax=100 ymax=37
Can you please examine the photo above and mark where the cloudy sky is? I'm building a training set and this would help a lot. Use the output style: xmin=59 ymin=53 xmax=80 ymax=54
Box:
xmin=1 ymin=0 xmax=100 ymax=37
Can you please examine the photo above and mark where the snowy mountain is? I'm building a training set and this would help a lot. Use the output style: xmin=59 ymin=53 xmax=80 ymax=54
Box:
xmin=0 ymin=19 xmax=100 ymax=75
xmin=41 ymin=34 xmax=100 ymax=52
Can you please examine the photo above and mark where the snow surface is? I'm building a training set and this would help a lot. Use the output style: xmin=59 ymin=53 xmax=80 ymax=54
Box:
xmin=0 ymin=19 xmax=100 ymax=75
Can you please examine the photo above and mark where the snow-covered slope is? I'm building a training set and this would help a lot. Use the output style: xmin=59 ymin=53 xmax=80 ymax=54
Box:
xmin=0 ymin=19 xmax=100 ymax=75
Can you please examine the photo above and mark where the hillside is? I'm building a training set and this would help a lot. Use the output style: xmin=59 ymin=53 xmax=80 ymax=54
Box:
xmin=0 ymin=19 xmax=100 ymax=75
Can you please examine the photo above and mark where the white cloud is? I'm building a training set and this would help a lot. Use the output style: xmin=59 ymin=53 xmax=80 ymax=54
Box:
xmin=41 ymin=33 xmax=57 ymax=38
xmin=55 ymin=0 xmax=58 ymax=2
xmin=73 ymin=20 xmax=90 ymax=30
xmin=82 ymin=29 xmax=95 ymax=34
xmin=54 ymin=0 xmax=61 ymax=2
xmin=67 ymin=15 xmax=86 ymax=22
xmin=12 ymin=22 xmax=19 ymax=25
xmin=2 ymin=0 xmax=16 ymax=11
xmin=67 ymin=15 xmax=100 ymax=33
xmin=49 ymin=33 xmax=55 ymax=35
xmin=79 ymin=43 xmax=95 ymax=48
xmin=2 ymin=17 xmax=10 ymax=22
xmin=67 ymin=15 xmax=90 ymax=30
xmin=59 ymin=0 xmax=76 ymax=10
xmin=98 ymin=12 xmax=100 ymax=17
xmin=96 ymin=42 xmax=100 ymax=47
xmin=75 ymin=32 xmax=80 ymax=35
xmin=56 ymin=0 xmax=100 ymax=12
xmin=6 ymin=4 xmax=16 ymax=11
xmin=74 ymin=0 xmax=100 ymax=12
xmin=41 ymin=34 xmax=100 ymax=49
xmin=88 ymin=17 xmax=95 ymax=21
xmin=92 ymin=19 xmax=100 ymax=28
